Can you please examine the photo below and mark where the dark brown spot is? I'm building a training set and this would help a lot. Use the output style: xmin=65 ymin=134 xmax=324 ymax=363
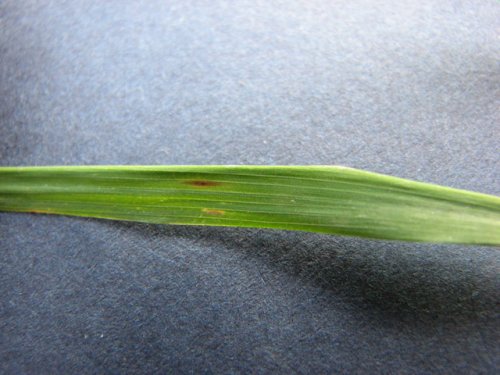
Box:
xmin=185 ymin=180 xmax=222 ymax=187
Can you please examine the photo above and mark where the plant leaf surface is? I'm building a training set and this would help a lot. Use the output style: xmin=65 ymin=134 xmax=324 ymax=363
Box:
xmin=1 ymin=165 xmax=499 ymax=245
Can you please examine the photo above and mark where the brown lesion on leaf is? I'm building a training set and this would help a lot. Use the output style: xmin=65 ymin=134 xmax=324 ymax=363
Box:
xmin=202 ymin=208 xmax=225 ymax=216
xmin=28 ymin=209 xmax=52 ymax=214
xmin=185 ymin=180 xmax=222 ymax=187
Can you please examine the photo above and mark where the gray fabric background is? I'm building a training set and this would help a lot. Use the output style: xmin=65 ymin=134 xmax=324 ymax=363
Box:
xmin=1 ymin=1 xmax=499 ymax=373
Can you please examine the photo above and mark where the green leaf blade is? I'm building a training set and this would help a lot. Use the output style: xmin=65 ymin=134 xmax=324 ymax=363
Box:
xmin=1 ymin=165 xmax=499 ymax=245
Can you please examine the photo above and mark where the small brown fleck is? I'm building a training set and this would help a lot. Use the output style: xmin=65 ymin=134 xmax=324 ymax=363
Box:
xmin=185 ymin=180 xmax=222 ymax=187
xmin=202 ymin=208 xmax=225 ymax=216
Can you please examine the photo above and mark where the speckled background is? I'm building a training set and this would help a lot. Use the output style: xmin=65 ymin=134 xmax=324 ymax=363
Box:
xmin=1 ymin=1 xmax=499 ymax=373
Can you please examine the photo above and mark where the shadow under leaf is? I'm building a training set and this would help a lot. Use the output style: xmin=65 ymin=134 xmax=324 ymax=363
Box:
xmin=106 ymin=220 xmax=499 ymax=329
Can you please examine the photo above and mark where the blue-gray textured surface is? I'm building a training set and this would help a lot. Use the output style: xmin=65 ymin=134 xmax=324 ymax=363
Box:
xmin=1 ymin=0 xmax=499 ymax=373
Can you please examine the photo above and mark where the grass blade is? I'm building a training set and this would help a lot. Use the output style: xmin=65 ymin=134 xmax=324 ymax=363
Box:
xmin=0 ymin=165 xmax=499 ymax=245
